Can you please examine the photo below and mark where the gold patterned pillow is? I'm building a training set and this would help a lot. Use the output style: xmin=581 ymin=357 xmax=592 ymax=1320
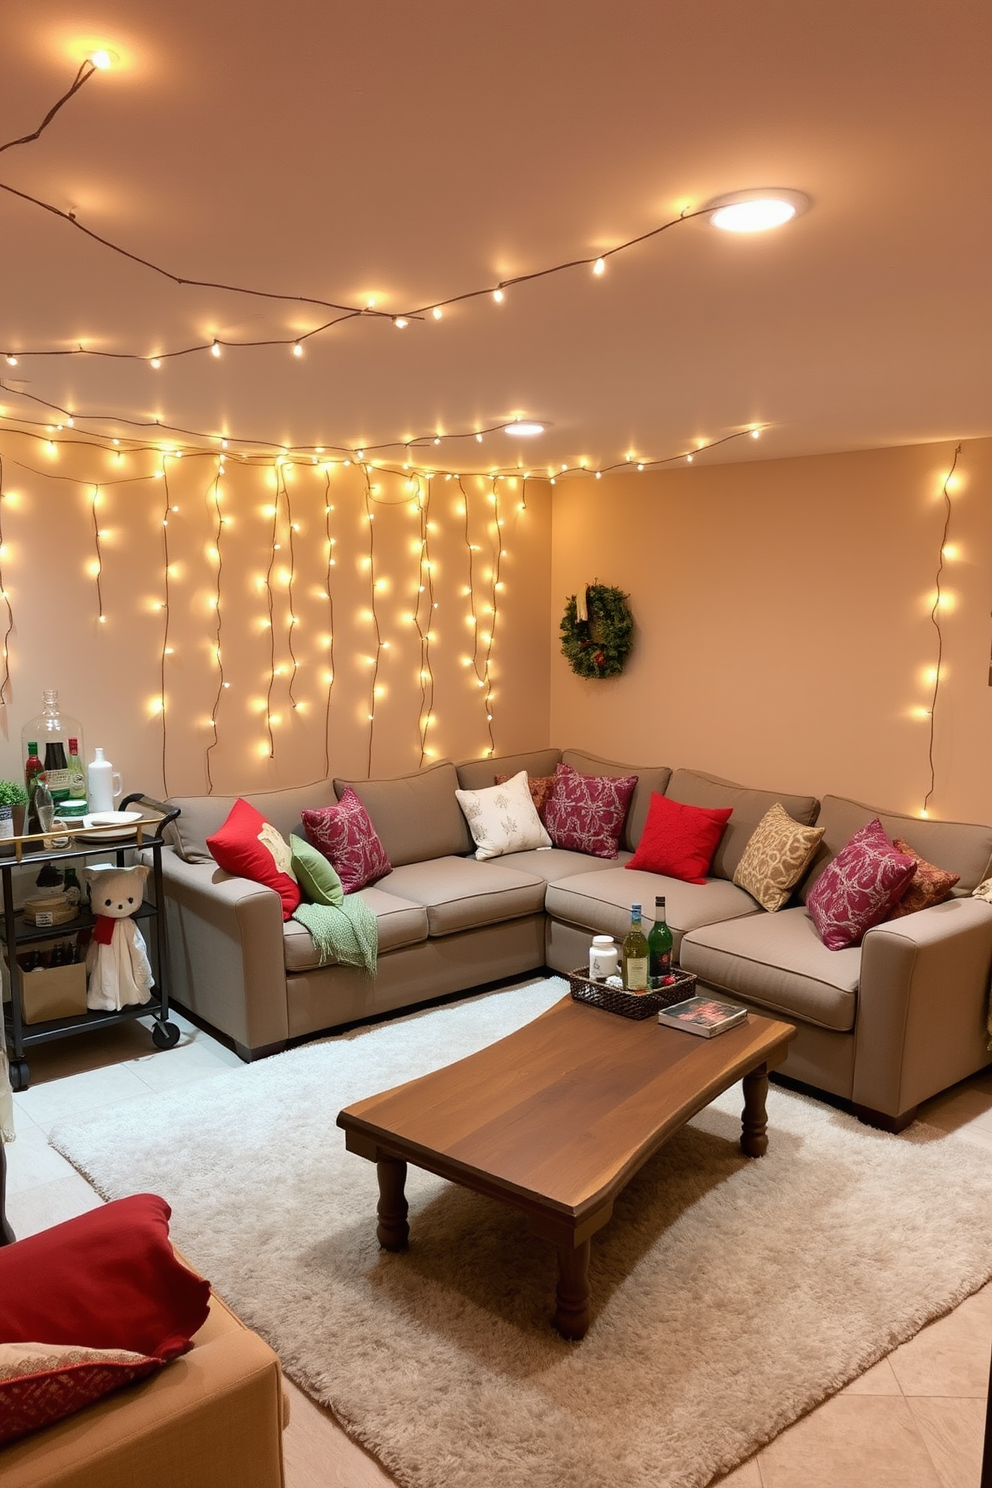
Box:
xmin=733 ymin=803 xmax=825 ymax=912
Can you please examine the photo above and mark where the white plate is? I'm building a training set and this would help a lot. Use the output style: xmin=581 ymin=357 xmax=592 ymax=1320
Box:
xmin=72 ymin=810 xmax=143 ymax=842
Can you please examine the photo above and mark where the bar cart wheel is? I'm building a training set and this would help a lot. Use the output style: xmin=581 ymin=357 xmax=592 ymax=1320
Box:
xmin=151 ymin=1020 xmax=180 ymax=1050
xmin=9 ymin=1060 xmax=29 ymax=1092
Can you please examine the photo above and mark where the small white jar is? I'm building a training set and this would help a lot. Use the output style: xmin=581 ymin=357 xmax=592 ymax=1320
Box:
xmin=589 ymin=935 xmax=620 ymax=982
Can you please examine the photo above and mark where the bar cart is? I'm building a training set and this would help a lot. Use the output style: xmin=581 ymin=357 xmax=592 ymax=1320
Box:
xmin=0 ymin=793 xmax=181 ymax=1091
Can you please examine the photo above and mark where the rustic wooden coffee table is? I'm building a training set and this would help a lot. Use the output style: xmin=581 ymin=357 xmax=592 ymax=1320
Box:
xmin=337 ymin=994 xmax=795 ymax=1339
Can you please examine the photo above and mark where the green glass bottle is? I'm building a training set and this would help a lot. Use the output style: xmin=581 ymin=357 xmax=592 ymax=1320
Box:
xmin=648 ymin=895 xmax=674 ymax=988
xmin=622 ymin=903 xmax=649 ymax=993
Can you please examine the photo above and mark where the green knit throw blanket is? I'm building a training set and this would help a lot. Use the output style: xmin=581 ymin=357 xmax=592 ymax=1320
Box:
xmin=292 ymin=896 xmax=378 ymax=976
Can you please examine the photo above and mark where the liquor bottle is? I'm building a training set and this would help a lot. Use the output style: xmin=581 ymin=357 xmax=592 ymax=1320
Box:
xmin=622 ymin=904 xmax=649 ymax=993
xmin=648 ymin=896 xmax=674 ymax=988
xmin=67 ymin=738 xmax=86 ymax=800
xmin=21 ymin=691 xmax=84 ymax=807
xmin=24 ymin=741 xmax=44 ymax=830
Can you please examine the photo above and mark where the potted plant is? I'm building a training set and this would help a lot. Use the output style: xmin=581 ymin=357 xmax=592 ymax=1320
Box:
xmin=0 ymin=780 xmax=29 ymax=841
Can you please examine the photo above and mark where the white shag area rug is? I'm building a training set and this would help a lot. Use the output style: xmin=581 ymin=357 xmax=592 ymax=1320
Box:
xmin=52 ymin=978 xmax=992 ymax=1488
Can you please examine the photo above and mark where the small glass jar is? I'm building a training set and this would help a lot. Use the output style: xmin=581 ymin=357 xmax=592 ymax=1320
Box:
xmin=589 ymin=935 xmax=620 ymax=982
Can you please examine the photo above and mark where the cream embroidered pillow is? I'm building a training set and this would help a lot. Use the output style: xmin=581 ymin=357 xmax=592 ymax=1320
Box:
xmin=455 ymin=770 xmax=552 ymax=860
xmin=733 ymin=803 xmax=824 ymax=912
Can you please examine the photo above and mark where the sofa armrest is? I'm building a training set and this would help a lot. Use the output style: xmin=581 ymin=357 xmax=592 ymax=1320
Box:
xmin=854 ymin=897 xmax=992 ymax=1119
xmin=1 ymin=1319 xmax=285 ymax=1488
xmin=160 ymin=850 xmax=290 ymax=1053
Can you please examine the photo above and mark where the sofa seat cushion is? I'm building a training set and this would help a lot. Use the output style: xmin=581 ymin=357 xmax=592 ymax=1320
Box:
xmin=680 ymin=907 xmax=860 ymax=1032
xmin=545 ymin=868 xmax=760 ymax=954
xmin=504 ymin=846 xmax=632 ymax=883
xmin=383 ymin=857 xmax=546 ymax=936
xmin=283 ymin=886 xmax=429 ymax=971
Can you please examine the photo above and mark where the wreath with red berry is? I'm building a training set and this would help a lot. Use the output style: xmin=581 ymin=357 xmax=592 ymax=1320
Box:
xmin=559 ymin=583 xmax=634 ymax=679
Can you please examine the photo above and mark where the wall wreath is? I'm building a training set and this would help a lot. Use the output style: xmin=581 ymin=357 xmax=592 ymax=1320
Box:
xmin=559 ymin=583 xmax=634 ymax=679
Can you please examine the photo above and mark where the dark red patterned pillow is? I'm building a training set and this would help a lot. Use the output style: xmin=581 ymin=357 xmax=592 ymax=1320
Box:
xmin=542 ymin=763 xmax=637 ymax=859
xmin=0 ymin=1343 xmax=163 ymax=1445
xmin=302 ymin=788 xmax=392 ymax=893
xmin=807 ymin=819 xmax=917 ymax=949
xmin=885 ymin=839 xmax=959 ymax=918
xmin=495 ymin=772 xmax=556 ymax=821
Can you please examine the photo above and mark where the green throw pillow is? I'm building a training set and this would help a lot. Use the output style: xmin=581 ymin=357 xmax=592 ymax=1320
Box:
xmin=290 ymin=834 xmax=343 ymax=907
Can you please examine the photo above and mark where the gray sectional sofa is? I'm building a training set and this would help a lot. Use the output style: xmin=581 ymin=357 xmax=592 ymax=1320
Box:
xmin=160 ymin=747 xmax=992 ymax=1130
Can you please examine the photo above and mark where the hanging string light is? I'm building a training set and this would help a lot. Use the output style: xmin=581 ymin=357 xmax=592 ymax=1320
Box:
xmin=320 ymin=467 xmax=337 ymax=780
xmin=0 ymin=455 xmax=14 ymax=702
xmin=283 ymin=468 xmax=300 ymax=710
xmin=415 ymin=477 xmax=437 ymax=765
xmin=262 ymin=467 xmax=281 ymax=759
xmin=362 ymin=463 xmax=384 ymax=775
xmin=922 ymin=443 xmax=962 ymax=818
xmin=204 ymin=463 xmax=227 ymax=793
xmin=158 ymin=458 xmax=173 ymax=794
xmin=89 ymin=483 xmax=106 ymax=626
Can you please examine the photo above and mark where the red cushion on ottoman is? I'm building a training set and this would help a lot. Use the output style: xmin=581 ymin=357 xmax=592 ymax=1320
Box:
xmin=0 ymin=1194 xmax=211 ymax=1361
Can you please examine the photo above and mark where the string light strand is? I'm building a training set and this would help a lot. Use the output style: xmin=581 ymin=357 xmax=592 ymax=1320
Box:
xmin=0 ymin=455 xmax=14 ymax=702
xmin=922 ymin=443 xmax=962 ymax=817
xmin=204 ymin=467 xmax=226 ymax=793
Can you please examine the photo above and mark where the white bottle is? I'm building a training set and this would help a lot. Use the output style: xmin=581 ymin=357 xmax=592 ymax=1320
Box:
xmin=87 ymin=748 xmax=115 ymax=813
xmin=589 ymin=935 xmax=620 ymax=982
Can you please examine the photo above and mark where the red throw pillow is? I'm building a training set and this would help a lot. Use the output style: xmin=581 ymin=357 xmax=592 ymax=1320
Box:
xmin=206 ymin=797 xmax=301 ymax=920
xmin=626 ymin=792 xmax=732 ymax=883
xmin=542 ymin=763 xmax=637 ymax=858
xmin=0 ymin=1194 xmax=211 ymax=1362
xmin=302 ymin=788 xmax=392 ymax=893
xmin=495 ymin=772 xmax=556 ymax=821
xmin=807 ymin=819 xmax=917 ymax=949
xmin=885 ymin=838 xmax=959 ymax=918
xmin=0 ymin=1342 xmax=164 ymax=1445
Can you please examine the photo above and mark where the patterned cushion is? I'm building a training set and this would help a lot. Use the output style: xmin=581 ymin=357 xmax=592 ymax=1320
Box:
xmin=733 ymin=804 xmax=826 ymax=912
xmin=0 ymin=1342 xmax=163 ymax=1445
xmin=806 ymin=819 xmax=917 ymax=949
xmin=206 ymin=797 xmax=301 ymax=920
xmin=885 ymin=838 xmax=960 ymax=918
xmin=495 ymin=772 xmax=556 ymax=820
xmin=543 ymin=763 xmax=637 ymax=859
xmin=626 ymin=792 xmax=732 ymax=884
xmin=455 ymin=770 xmax=552 ymax=859
xmin=302 ymin=788 xmax=392 ymax=893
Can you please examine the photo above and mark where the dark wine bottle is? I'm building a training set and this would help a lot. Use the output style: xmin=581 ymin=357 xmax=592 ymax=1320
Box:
xmin=648 ymin=896 xmax=674 ymax=988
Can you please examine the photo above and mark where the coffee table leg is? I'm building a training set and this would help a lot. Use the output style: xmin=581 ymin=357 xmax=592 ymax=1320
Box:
xmin=741 ymin=1062 xmax=769 ymax=1157
xmin=376 ymin=1156 xmax=409 ymax=1250
xmin=555 ymin=1238 xmax=591 ymax=1341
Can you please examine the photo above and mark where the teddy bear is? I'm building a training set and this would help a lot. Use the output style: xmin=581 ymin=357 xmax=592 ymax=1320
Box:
xmin=82 ymin=863 xmax=155 ymax=1012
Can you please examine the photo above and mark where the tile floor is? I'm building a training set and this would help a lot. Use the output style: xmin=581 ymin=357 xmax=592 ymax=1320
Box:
xmin=5 ymin=1007 xmax=992 ymax=1488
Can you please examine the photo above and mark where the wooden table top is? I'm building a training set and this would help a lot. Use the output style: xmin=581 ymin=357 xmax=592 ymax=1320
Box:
xmin=337 ymin=995 xmax=796 ymax=1237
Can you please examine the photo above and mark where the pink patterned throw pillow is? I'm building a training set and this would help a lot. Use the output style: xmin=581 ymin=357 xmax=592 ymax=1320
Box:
xmin=807 ymin=819 xmax=917 ymax=950
xmin=302 ymin=789 xmax=392 ymax=893
xmin=543 ymin=763 xmax=637 ymax=859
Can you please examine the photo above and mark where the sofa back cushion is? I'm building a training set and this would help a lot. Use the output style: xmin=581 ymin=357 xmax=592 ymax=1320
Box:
xmin=455 ymin=748 xmax=562 ymax=791
xmin=664 ymin=769 xmax=819 ymax=882
xmin=560 ymin=749 xmax=671 ymax=852
xmin=167 ymin=782 xmax=338 ymax=864
xmin=802 ymin=795 xmax=992 ymax=898
xmin=333 ymin=759 xmax=473 ymax=866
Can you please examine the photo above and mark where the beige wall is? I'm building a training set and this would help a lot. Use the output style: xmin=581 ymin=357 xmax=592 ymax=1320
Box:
xmin=0 ymin=431 xmax=552 ymax=797
xmin=550 ymin=438 xmax=992 ymax=824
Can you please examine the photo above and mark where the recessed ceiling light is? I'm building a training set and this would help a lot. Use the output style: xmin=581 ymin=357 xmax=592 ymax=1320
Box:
xmin=705 ymin=189 xmax=810 ymax=233
xmin=505 ymin=422 xmax=545 ymax=437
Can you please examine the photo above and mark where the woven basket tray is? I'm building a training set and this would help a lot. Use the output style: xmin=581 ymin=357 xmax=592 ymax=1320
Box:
xmin=567 ymin=966 xmax=698 ymax=1020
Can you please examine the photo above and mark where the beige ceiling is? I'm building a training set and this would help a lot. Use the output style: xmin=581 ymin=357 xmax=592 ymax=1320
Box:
xmin=1 ymin=1 xmax=989 ymax=475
